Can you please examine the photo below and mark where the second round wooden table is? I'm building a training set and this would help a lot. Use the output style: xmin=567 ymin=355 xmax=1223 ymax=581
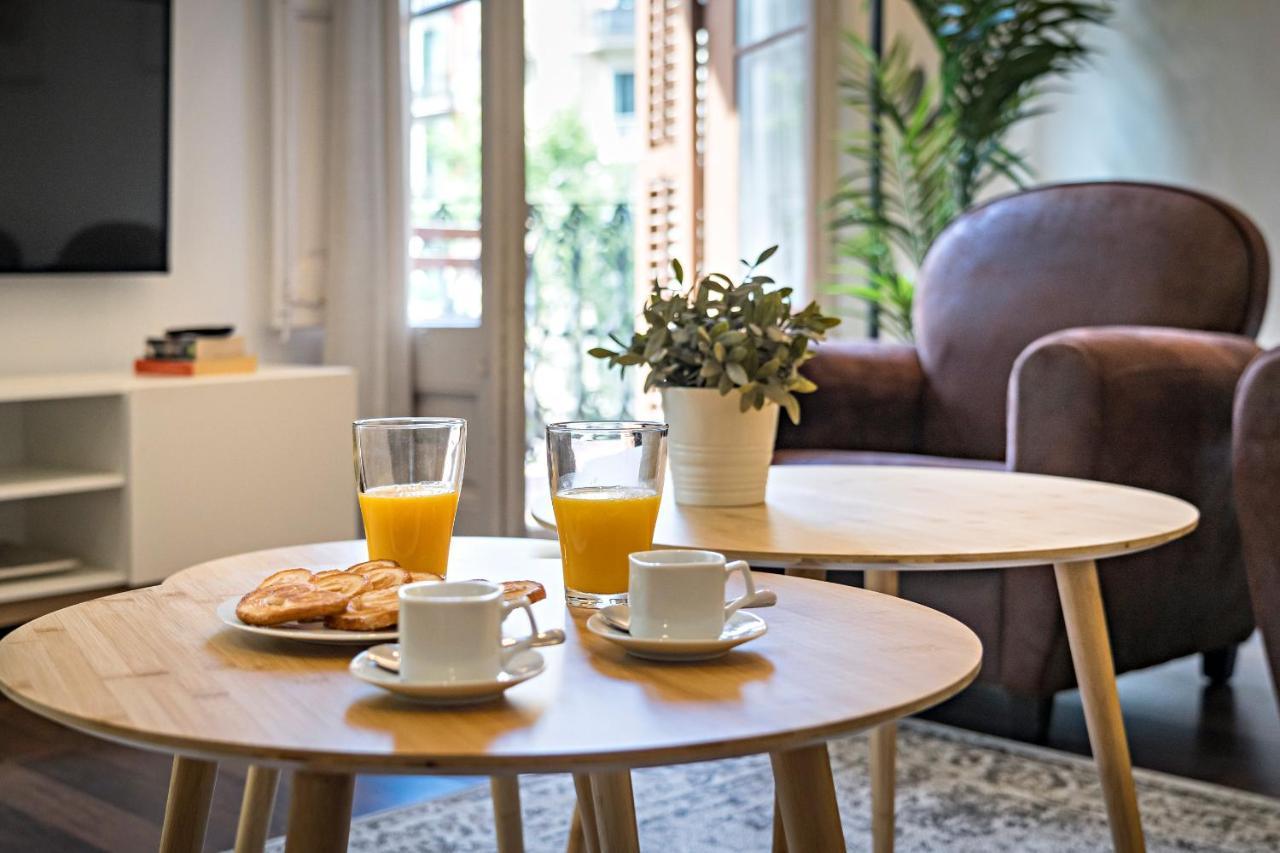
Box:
xmin=533 ymin=464 xmax=1199 ymax=853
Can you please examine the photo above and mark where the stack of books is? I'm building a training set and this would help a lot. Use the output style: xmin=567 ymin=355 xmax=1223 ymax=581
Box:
xmin=134 ymin=326 xmax=258 ymax=376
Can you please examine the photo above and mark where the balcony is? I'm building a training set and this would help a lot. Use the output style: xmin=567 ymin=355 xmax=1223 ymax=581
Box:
xmin=409 ymin=201 xmax=635 ymax=458
xmin=585 ymin=6 xmax=635 ymax=53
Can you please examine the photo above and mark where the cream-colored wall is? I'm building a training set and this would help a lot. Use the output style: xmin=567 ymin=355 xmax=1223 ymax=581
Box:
xmin=1025 ymin=0 xmax=1280 ymax=345
xmin=0 ymin=0 xmax=321 ymax=377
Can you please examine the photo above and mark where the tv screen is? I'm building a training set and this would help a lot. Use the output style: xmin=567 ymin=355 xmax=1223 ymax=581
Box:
xmin=0 ymin=0 xmax=171 ymax=273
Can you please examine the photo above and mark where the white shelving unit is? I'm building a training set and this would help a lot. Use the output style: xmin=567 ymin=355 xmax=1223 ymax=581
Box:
xmin=0 ymin=566 xmax=126 ymax=605
xmin=0 ymin=467 xmax=126 ymax=501
xmin=0 ymin=368 xmax=358 ymax=620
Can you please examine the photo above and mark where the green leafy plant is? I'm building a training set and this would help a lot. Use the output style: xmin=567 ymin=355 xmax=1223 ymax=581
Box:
xmin=589 ymin=247 xmax=841 ymax=424
xmin=831 ymin=0 xmax=1111 ymax=339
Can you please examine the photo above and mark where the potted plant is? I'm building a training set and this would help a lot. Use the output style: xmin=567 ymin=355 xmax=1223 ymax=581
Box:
xmin=589 ymin=247 xmax=840 ymax=506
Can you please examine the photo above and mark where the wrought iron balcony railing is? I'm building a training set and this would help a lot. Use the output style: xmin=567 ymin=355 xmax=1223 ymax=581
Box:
xmin=409 ymin=201 xmax=635 ymax=457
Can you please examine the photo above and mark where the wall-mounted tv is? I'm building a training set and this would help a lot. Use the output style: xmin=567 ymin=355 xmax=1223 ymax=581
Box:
xmin=0 ymin=0 xmax=171 ymax=274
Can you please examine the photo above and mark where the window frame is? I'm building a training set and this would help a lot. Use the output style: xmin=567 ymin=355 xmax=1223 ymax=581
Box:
xmin=701 ymin=0 xmax=839 ymax=307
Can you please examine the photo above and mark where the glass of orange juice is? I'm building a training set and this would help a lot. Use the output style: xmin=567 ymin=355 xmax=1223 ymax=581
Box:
xmin=354 ymin=418 xmax=465 ymax=575
xmin=546 ymin=421 xmax=667 ymax=609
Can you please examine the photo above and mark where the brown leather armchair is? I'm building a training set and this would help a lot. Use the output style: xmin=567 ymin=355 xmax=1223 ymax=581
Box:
xmin=778 ymin=181 xmax=1268 ymax=738
xmin=1235 ymin=348 xmax=1280 ymax=715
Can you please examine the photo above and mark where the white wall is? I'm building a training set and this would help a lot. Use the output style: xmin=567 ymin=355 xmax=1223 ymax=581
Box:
xmin=0 ymin=0 xmax=321 ymax=377
xmin=1025 ymin=0 xmax=1280 ymax=345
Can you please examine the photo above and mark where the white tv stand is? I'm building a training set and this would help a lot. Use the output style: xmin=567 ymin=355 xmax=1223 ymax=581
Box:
xmin=0 ymin=367 xmax=357 ymax=624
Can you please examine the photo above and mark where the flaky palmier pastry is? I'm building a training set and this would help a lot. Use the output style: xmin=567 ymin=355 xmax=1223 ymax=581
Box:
xmin=325 ymin=586 xmax=400 ymax=631
xmin=311 ymin=570 xmax=369 ymax=598
xmin=255 ymin=568 xmax=313 ymax=590
xmin=409 ymin=571 xmax=445 ymax=584
xmin=500 ymin=580 xmax=547 ymax=604
xmin=347 ymin=559 xmax=400 ymax=573
xmin=235 ymin=582 xmax=348 ymax=626
xmin=349 ymin=565 xmax=412 ymax=590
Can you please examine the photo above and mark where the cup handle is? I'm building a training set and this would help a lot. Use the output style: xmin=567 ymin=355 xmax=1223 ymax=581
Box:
xmin=723 ymin=560 xmax=757 ymax=621
xmin=500 ymin=596 xmax=540 ymax=666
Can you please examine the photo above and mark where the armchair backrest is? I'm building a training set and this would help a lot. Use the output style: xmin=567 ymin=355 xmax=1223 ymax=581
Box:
xmin=915 ymin=181 xmax=1269 ymax=460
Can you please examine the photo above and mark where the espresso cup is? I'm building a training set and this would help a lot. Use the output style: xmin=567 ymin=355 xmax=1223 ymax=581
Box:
xmin=628 ymin=549 xmax=757 ymax=640
xmin=398 ymin=580 xmax=539 ymax=682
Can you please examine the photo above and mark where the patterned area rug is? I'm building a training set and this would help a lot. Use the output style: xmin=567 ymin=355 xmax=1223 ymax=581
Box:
xmin=262 ymin=720 xmax=1280 ymax=852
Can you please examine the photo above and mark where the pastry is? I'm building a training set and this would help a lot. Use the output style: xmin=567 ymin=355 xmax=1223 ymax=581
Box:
xmin=500 ymin=580 xmax=547 ymax=604
xmin=347 ymin=559 xmax=400 ymax=573
xmin=325 ymin=586 xmax=399 ymax=631
xmin=349 ymin=565 xmax=412 ymax=590
xmin=311 ymin=570 xmax=368 ymax=598
xmin=235 ymin=583 xmax=348 ymax=626
xmin=255 ymin=568 xmax=313 ymax=589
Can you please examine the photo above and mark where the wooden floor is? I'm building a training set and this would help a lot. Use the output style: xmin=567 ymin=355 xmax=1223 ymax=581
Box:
xmin=0 ymin=634 xmax=1275 ymax=851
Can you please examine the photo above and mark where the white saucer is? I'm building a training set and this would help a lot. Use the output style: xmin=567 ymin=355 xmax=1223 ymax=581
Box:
xmin=216 ymin=597 xmax=397 ymax=645
xmin=585 ymin=608 xmax=767 ymax=661
xmin=350 ymin=644 xmax=546 ymax=705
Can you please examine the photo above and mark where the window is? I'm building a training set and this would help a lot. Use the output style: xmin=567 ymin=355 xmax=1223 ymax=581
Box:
xmin=735 ymin=0 xmax=808 ymax=294
xmin=407 ymin=1 xmax=482 ymax=327
xmin=614 ymin=71 xmax=635 ymax=116
xmin=420 ymin=29 xmax=446 ymax=97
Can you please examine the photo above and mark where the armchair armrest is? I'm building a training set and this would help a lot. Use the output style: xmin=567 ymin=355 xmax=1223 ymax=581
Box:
xmin=776 ymin=341 xmax=925 ymax=455
xmin=1000 ymin=327 xmax=1258 ymax=694
xmin=1008 ymin=326 xmax=1259 ymax=487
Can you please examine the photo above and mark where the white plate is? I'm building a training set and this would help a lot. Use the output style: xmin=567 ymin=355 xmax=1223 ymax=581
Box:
xmin=585 ymin=608 xmax=767 ymax=661
xmin=216 ymin=597 xmax=397 ymax=645
xmin=350 ymin=644 xmax=545 ymax=705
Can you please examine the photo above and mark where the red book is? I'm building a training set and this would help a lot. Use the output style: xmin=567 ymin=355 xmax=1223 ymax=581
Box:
xmin=134 ymin=356 xmax=258 ymax=376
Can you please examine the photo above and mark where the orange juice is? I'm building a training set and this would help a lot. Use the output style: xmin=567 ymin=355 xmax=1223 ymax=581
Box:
xmin=359 ymin=482 xmax=460 ymax=574
xmin=551 ymin=486 xmax=661 ymax=594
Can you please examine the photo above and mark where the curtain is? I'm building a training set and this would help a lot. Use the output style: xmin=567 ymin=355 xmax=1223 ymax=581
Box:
xmin=324 ymin=0 xmax=412 ymax=419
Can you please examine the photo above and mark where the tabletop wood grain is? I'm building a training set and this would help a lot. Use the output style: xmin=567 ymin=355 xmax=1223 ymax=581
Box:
xmin=0 ymin=538 xmax=980 ymax=775
xmin=530 ymin=465 xmax=1199 ymax=568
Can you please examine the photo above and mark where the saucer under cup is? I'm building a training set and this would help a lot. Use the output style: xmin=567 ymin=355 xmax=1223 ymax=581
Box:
xmin=351 ymin=644 xmax=545 ymax=704
xmin=587 ymin=608 xmax=767 ymax=661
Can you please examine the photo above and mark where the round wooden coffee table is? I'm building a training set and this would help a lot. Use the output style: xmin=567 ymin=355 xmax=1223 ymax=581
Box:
xmin=532 ymin=465 xmax=1198 ymax=853
xmin=0 ymin=536 xmax=980 ymax=853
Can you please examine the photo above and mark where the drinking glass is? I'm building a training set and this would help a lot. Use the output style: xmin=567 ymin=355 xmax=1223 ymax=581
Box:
xmin=546 ymin=421 xmax=667 ymax=609
xmin=354 ymin=417 xmax=466 ymax=575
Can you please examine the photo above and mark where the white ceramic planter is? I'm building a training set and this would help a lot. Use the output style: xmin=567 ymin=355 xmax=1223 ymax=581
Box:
xmin=661 ymin=386 xmax=779 ymax=506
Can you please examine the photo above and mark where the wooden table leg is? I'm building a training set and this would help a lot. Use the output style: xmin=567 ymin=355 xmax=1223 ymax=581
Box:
xmin=160 ymin=756 xmax=218 ymax=853
xmin=771 ymin=743 xmax=846 ymax=851
xmin=869 ymin=723 xmax=897 ymax=853
xmin=589 ymin=770 xmax=639 ymax=853
xmin=491 ymin=776 xmax=525 ymax=853
xmin=771 ymin=793 xmax=788 ymax=852
xmin=570 ymin=774 xmax=602 ymax=853
xmin=567 ymin=804 xmax=586 ymax=853
xmin=865 ymin=568 xmax=900 ymax=853
xmin=284 ymin=770 xmax=355 ymax=853
xmin=1055 ymin=559 xmax=1145 ymax=853
xmin=234 ymin=765 xmax=280 ymax=853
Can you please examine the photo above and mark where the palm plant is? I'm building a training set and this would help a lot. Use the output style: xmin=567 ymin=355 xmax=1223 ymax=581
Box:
xmin=831 ymin=0 xmax=1111 ymax=339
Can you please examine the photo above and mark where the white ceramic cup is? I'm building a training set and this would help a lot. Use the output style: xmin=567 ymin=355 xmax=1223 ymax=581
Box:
xmin=398 ymin=580 xmax=539 ymax=682
xmin=628 ymin=549 xmax=757 ymax=640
